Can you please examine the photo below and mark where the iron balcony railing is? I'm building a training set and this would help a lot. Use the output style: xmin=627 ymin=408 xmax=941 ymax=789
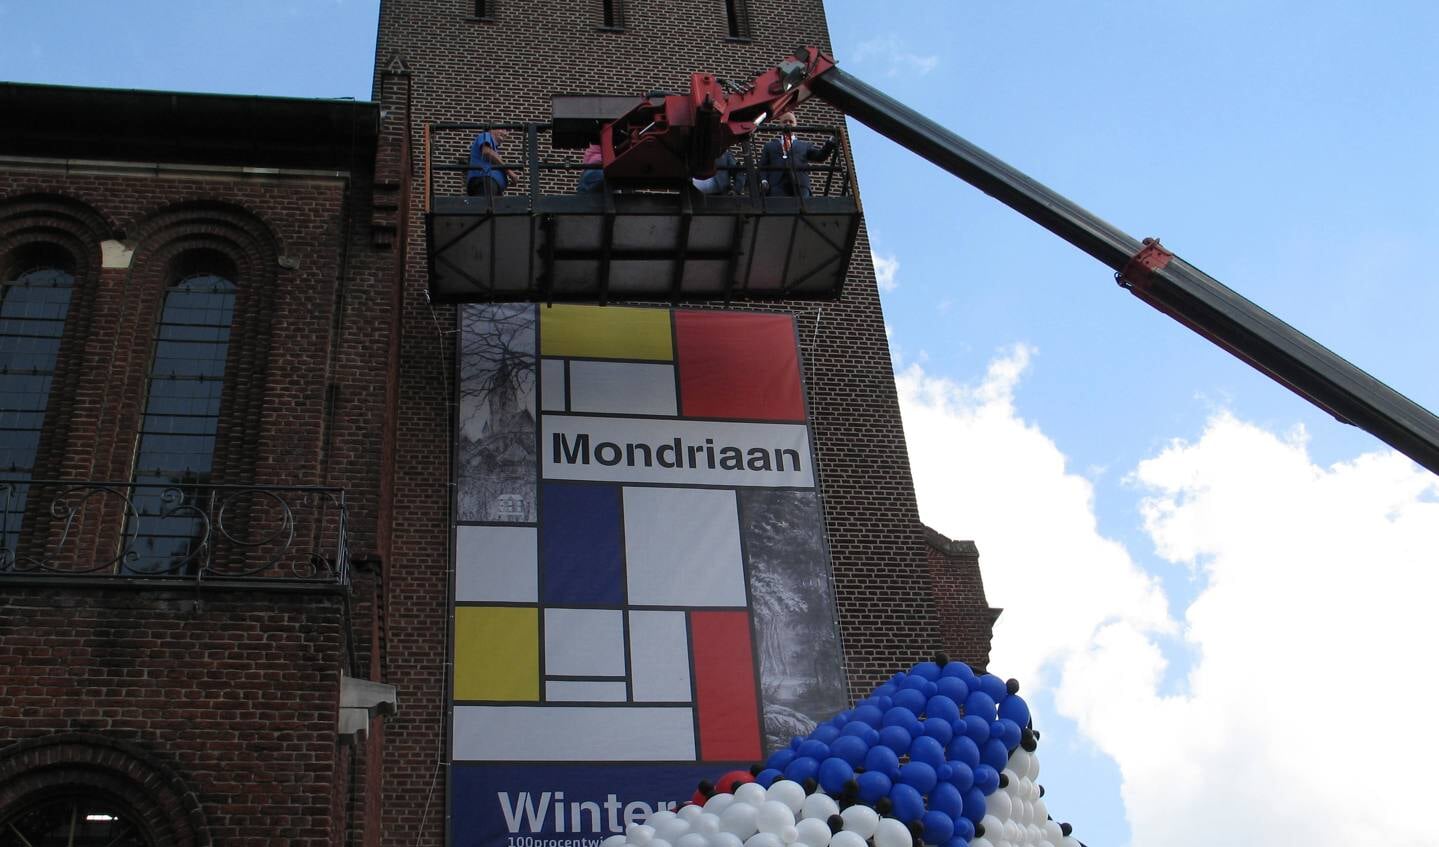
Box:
xmin=0 ymin=479 xmax=349 ymax=585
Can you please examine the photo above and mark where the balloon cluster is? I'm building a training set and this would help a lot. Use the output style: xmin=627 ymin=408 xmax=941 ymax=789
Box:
xmin=600 ymin=657 xmax=1086 ymax=847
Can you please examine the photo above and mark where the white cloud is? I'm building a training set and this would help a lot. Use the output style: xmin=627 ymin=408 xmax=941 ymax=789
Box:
xmin=872 ymin=250 xmax=899 ymax=292
xmin=898 ymin=350 xmax=1439 ymax=847
xmin=851 ymin=34 xmax=939 ymax=78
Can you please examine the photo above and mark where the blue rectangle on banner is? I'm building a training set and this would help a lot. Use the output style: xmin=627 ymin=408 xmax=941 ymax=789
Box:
xmin=451 ymin=763 xmax=747 ymax=847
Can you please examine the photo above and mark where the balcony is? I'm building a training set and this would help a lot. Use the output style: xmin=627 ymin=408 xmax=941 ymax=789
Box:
xmin=424 ymin=120 xmax=861 ymax=303
xmin=0 ymin=480 xmax=349 ymax=585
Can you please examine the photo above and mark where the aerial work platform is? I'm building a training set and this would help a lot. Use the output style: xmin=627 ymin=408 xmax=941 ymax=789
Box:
xmin=424 ymin=120 xmax=860 ymax=303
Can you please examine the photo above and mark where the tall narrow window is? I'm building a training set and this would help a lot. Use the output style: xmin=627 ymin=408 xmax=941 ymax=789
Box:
xmin=601 ymin=0 xmax=625 ymax=29
xmin=128 ymin=263 xmax=236 ymax=574
xmin=0 ymin=247 xmax=74 ymax=566
xmin=725 ymin=0 xmax=752 ymax=39
xmin=475 ymin=0 xmax=494 ymax=19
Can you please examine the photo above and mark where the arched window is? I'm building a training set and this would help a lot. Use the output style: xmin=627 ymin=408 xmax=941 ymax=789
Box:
xmin=0 ymin=245 xmax=76 ymax=566
xmin=0 ymin=793 xmax=152 ymax=846
xmin=127 ymin=253 xmax=237 ymax=574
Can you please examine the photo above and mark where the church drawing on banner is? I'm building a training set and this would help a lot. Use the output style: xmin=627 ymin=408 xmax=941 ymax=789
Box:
xmin=0 ymin=2 xmax=999 ymax=845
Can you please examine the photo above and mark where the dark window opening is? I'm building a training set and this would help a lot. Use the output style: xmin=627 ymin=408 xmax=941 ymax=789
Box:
xmin=126 ymin=256 xmax=237 ymax=575
xmin=475 ymin=0 xmax=495 ymax=19
xmin=0 ymin=245 xmax=75 ymax=567
xmin=601 ymin=0 xmax=625 ymax=29
xmin=0 ymin=794 xmax=152 ymax=847
xmin=725 ymin=0 xmax=751 ymax=38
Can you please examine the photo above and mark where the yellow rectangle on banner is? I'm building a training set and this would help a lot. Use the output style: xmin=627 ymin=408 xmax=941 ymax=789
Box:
xmin=454 ymin=606 xmax=539 ymax=701
xmin=540 ymin=305 xmax=673 ymax=361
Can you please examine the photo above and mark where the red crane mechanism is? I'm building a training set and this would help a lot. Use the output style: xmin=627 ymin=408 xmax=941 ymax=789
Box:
xmin=598 ymin=46 xmax=1439 ymax=476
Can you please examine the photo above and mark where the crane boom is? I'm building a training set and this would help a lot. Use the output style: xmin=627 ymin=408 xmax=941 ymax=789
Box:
xmin=601 ymin=48 xmax=1439 ymax=474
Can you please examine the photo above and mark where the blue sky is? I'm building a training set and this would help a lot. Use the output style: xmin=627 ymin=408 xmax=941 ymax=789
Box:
xmin=4 ymin=2 xmax=1436 ymax=846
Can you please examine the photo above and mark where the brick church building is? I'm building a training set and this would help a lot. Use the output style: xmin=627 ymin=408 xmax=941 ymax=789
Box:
xmin=0 ymin=2 xmax=997 ymax=845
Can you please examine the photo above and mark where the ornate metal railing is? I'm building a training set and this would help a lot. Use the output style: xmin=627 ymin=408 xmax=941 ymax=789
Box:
xmin=0 ymin=479 xmax=349 ymax=584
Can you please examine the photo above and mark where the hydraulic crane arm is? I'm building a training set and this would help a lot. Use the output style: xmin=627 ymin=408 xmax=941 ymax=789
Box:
xmin=601 ymin=48 xmax=1439 ymax=474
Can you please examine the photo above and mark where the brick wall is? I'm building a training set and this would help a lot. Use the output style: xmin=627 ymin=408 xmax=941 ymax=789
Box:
xmin=373 ymin=2 xmax=952 ymax=844
xmin=924 ymin=527 xmax=1001 ymax=672
xmin=0 ymin=582 xmax=347 ymax=846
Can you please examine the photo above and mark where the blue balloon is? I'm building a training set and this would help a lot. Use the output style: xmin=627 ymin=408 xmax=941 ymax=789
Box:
xmin=766 ymin=748 xmax=796 ymax=771
xmin=925 ymin=695 xmax=961 ymax=724
xmin=812 ymin=724 xmax=841 ymax=744
xmin=818 ymin=756 xmax=856 ymax=794
xmin=872 ymin=683 xmax=898 ymax=698
xmin=883 ymin=705 xmax=918 ymax=729
xmin=972 ymin=764 xmax=999 ymax=795
xmin=893 ymin=688 xmax=927 ymax=714
xmin=790 ymin=736 xmax=803 ymax=750
xmin=755 ymin=768 xmax=782 ymax=788
xmin=960 ymin=787 xmax=987 ymax=824
xmin=981 ymin=737 xmax=1009 ymax=771
xmin=928 ymin=781 xmax=963 ymax=819
xmin=993 ymin=718 xmax=1021 ymax=751
xmin=873 ymin=695 xmax=894 ymax=710
xmin=946 ymin=735 xmax=981 ymax=769
xmin=856 ymin=770 xmax=892 ymax=804
xmin=783 ymin=755 xmax=820 ymax=785
xmin=964 ymin=691 xmax=998 ymax=722
xmin=888 ymin=783 xmax=925 ymax=823
xmin=962 ymin=715 xmax=991 ymax=744
xmin=977 ymin=674 xmax=1007 ymax=702
xmin=909 ymin=661 xmax=942 ymax=681
xmin=941 ymin=661 xmax=977 ymax=683
xmin=998 ymin=693 xmax=1031 ymax=727
xmin=830 ymin=734 xmax=869 ymax=767
xmin=946 ymin=760 xmax=975 ymax=792
xmin=921 ymin=717 xmax=953 ymax=746
xmin=910 ymin=735 xmax=946 ymax=768
xmin=898 ymin=761 xmax=937 ymax=794
xmin=921 ymin=810 xmax=954 ymax=845
xmin=935 ymin=676 xmax=969 ymax=704
xmin=863 ymin=743 xmax=901 ymax=778
xmin=852 ymin=704 xmax=885 ymax=728
xmin=841 ymin=721 xmax=880 ymax=746
xmin=878 ymin=724 xmax=913 ymax=755
xmin=798 ymin=739 xmax=831 ymax=761
xmin=952 ymin=816 xmax=975 ymax=843
xmin=936 ymin=763 xmax=952 ymax=782
xmin=922 ymin=680 xmax=938 ymax=698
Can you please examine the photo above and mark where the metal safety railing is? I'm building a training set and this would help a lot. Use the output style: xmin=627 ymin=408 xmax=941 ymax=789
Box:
xmin=423 ymin=119 xmax=855 ymax=212
xmin=0 ymin=478 xmax=349 ymax=584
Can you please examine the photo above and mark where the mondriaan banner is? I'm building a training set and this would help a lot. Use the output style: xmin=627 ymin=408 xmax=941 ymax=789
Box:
xmin=451 ymin=304 xmax=847 ymax=847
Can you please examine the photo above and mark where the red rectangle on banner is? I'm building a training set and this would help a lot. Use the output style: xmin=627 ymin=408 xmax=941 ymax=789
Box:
xmin=675 ymin=311 xmax=806 ymax=422
xmin=690 ymin=610 xmax=762 ymax=762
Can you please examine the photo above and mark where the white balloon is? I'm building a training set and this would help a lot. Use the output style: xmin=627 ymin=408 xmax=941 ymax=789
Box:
xmin=766 ymin=780 xmax=807 ymax=814
xmin=719 ymin=803 xmax=758 ymax=840
xmin=779 ymin=826 xmax=799 ymax=844
xmin=1027 ymin=753 xmax=1041 ymax=781
xmin=1042 ymin=821 xmax=1062 ymax=843
xmin=1059 ymin=838 xmax=1081 ymax=847
xmin=627 ymin=824 xmax=656 ymax=846
xmin=980 ymin=816 xmax=1004 ymax=841
xmin=601 ymin=836 xmax=628 ymax=847
xmin=734 ymin=783 xmax=768 ymax=808
xmin=873 ymin=817 xmax=911 ymax=847
xmin=650 ymin=839 xmax=673 ymax=847
xmin=709 ymin=832 xmax=745 ymax=847
xmin=651 ymin=812 xmax=679 ymax=826
xmin=697 ymin=814 xmax=722 ymax=834
xmin=970 ymin=840 xmax=995 ymax=847
xmin=839 ymin=805 xmax=879 ymax=839
xmin=1032 ymin=799 xmax=1048 ymax=824
xmin=987 ymin=789 xmax=1012 ymax=821
xmin=677 ymin=834 xmax=710 ymax=847
xmin=794 ymin=818 xmax=833 ymax=847
xmin=1006 ymin=751 xmax=1031 ymax=779
xmin=828 ymin=831 xmax=866 ymax=847
xmin=705 ymin=794 xmax=736 ymax=816
xmin=755 ymin=802 xmax=796 ymax=835
xmin=679 ymin=805 xmax=705 ymax=822
xmin=745 ymin=833 xmax=784 ymax=847
xmin=798 ymin=793 xmax=839 ymax=822
xmin=654 ymin=818 xmax=691 ymax=843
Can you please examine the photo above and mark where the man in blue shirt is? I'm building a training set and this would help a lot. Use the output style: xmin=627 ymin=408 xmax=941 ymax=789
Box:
xmin=466 ymin=128 xmax=509 ymax=197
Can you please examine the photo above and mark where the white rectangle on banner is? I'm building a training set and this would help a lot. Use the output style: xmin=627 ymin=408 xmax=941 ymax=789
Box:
xmin=542 ymin=415 xmax=814 ymax=487
xmin=453 ymin=705 xmax=696 ymax=761
xmin=569 ymin=361 xmax=677 ymax=416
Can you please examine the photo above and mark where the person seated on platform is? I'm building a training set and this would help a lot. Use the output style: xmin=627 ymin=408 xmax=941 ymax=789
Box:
xmin=466 ymin=127 xmax=509 ymax=197
xmin=757 ymin=113 xmax=835 ymax=197
xmin=576 ymin=142 xmax=605 ymax=193
xmin=691 ymin=149 xmax=744 ymax=196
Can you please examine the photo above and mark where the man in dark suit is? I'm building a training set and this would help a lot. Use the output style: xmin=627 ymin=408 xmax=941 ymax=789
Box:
xmin=757 ymin=112 xmax=836 ymax=197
